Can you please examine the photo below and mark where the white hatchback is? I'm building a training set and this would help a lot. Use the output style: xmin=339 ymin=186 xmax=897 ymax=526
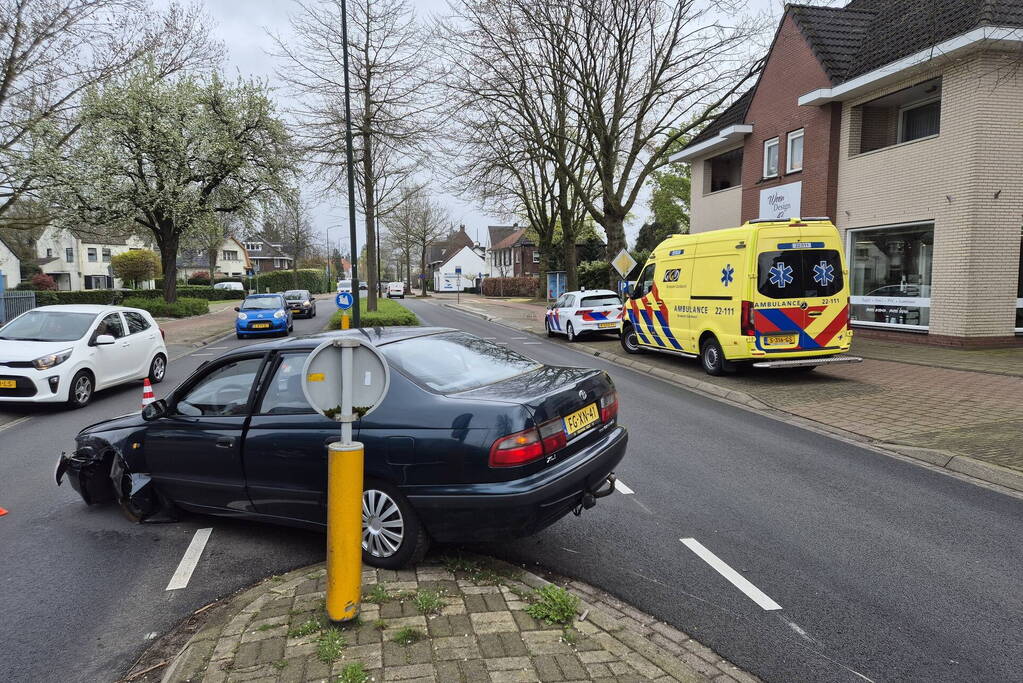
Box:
xmin=544 ymin=289 xmax=624 ymax=342
xmin=386 ymin=282 xmax=406 ymax=299
xmin=0 ymin=305 xmax=168 ymax=408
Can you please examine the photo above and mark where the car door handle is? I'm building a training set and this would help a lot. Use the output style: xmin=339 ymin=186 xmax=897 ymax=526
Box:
xmin=807 ymin=311 xmax=823 ymax=318
xmin=216 ymin=437 xmax=235 ymax=449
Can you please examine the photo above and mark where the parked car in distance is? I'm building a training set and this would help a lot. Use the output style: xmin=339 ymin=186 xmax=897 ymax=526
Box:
xmin=57 ymin=327 xmax=627 ymax=567
xmin=235 ymin=294 xmax=293 ymax=339
xmin=0 ymin=305 xmax=167 ymax=408
xmin=213 ymin=281 xmax=245 ymax=292
xmin=337 ymin=279 xmax=352 ymax=293
xmin=387 ymin=282 xmax=406 ymax=299
xmin=545 ymin=289 xmax=623 ymax=342
xmin=284 ymin=289 xmax=316 ymax=318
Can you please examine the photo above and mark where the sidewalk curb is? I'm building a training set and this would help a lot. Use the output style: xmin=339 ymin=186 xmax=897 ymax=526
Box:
xmin=154 ymin=556 xmax=756 ymax=683
xmin=438 ymin=300 xmax=1023 ymax=496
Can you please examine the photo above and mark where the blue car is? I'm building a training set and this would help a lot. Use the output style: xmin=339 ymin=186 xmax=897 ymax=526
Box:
xmin=235 ymin=294 xmax=293 ymax=339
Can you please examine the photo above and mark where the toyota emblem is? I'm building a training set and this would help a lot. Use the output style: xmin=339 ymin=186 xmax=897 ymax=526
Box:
xmin=578 ymin=390 xmax=587 ymax=400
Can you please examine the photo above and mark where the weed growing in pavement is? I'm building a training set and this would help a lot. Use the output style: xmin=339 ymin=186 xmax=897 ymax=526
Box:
xmin=526 ymin=585 xmax=580 ymax=626
xmin=561 ymin=626 xmax=581 ymax=645
xmin=363 ymin=584 xmax=391 ymax=604
xmin=315 ymin=628 xmax=347 ymax=663
xmin=413 ymin=589 xmax=444 ymax=615
xmin=271 ymin=660 xmax=288 ymax=671
xmin=391 ymin=626 xmax=425 ymax=646
xmin=372 ymin=619 xmax=388 ymax=630
xmin=505 ymin=584 xmax=534 ymax=602
xmin=338 ymin=662 xmax=371 ymax=683
xmin=256 ymin=623 xmax=277 ymax=632
xmin=441 ymin=554 xmax=516 ymax=585
xmin=288 ymin=618 xmax=322 ymax=638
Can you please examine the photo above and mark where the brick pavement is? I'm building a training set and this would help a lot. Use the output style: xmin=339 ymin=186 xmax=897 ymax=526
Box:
xmin=434 ymin=295 xmax=1023 ymax=477
xmin=157 ymin=557 xmax=758 ymax=683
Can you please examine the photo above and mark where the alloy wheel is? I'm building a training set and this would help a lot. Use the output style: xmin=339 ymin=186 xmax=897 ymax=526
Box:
xmin=362 ymin=488 xmax=404 ymax=558
xmin=74 ymin=375 xmax=92 ymax=405
xmin=151 ymin=356 xmax=166 ymax=382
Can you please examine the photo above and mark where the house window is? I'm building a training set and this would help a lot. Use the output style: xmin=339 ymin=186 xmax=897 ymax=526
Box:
xmin=222 ymin=250 xmax=238 ymax=261
xmin=848 ymin=222 xmax=934 ymax=330
xmin=87 ymin=248 xmax=97 ymax=262
xmin=705 ymin=148 xmax=742 ymax=193
xmin=245 ymin=242 xmax=261 ymax=252
xmin=515 ymin=250 xmax=521 ymax=264
xmin=855 ymin=77 xmax=941 ymax=154
xmin=46 ymin=248 xmax=53 ymax=258
xmin=786 ymin=129 xmax=804 ymax=173
xmin=532 ymin=251 xmax=540 ymax=263
xmin=66 ymin=247 xmax=73 ymax=262
xmin=102 ymin=248 xmax=111 ymax=262
xmin=763 ymin=138 xmax=779 ymax=178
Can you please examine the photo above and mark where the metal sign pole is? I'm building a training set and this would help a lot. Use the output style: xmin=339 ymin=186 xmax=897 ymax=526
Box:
xmin=340 ymin=0 xmax=360 ymax=328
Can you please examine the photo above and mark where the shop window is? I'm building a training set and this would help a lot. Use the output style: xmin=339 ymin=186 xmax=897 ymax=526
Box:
xmin=854 ymin=78 xmax=941 ymax=154
xmin=705 ymin=147 xmax=742 ymax=193
xmin=763 ymin=138 xmax=779 ymax=178
xmin=786 ymin=129 xmax=804 ymax=173
xmin=849 ymin=223 xmax=933 ymax=329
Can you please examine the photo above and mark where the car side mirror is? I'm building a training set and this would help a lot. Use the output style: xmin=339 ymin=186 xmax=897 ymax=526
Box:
xmin=141 ymin=399 xmax=168 ymax=421
xmin=234 ymin=307 xmax=240 ymax=312
xmin=94 ymin=334 xmax=116 ymax=346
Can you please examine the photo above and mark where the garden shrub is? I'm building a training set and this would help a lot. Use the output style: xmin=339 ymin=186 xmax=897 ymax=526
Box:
xmin=482 ymin=276 xmax=539 ymax=297
xmin=121 ymin=296 xmax=209 ymax=318
xmin=327 ymin=299 xmax=418 ymax=329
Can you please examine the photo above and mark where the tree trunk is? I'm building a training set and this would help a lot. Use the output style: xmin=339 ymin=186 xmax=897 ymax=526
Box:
xmin=563 ymin=236 xmax=578 ymax=292
xmin=603 ymin=210 xmax=627 ymax=289
xmin=361 ymin=126 xmax=378 ymax=311
xmin=160 ymin=231 xmax=180 ymax=303
xmin=208 ymin=248 xmax=217 ymax=283
xmin=419 ymin=246 xmax=427 ymax=296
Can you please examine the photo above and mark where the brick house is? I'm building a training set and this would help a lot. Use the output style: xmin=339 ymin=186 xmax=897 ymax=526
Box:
xmin=673 ymin=0 xmax=1023 ymax=345
xmin=487 ymin=225 xmax=538 ymax=278
xmin=242 ymin=238 xmax=294 ymax=273
xmin=177 ymin=237 xmax=252 ymax=280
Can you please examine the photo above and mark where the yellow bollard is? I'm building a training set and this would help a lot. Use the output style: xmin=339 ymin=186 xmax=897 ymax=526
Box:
xmin=325 ymin=441 xmax=364 ymax=623
xmin=341 ymin=314 xmax=350 ymax=330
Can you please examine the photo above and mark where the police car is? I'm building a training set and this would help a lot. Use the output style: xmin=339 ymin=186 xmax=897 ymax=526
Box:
xmin=545 ymin=289 xmax=624 ymax=342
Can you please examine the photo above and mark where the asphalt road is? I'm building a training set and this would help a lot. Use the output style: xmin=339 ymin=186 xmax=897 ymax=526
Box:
xmin=1 ymin=297 xmax=1020 ymax=683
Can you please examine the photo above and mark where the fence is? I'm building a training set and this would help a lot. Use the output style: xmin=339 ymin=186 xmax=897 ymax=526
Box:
xmin=0 ymin=290 xmax=35 ymax=325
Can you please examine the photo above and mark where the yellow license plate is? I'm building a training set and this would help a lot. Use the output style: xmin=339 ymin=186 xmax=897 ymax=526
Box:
xmin=252 ymin=323 xmax=270 ymax=329
xmin=765 ymin=334 xmax=797 ymax=346
xmin=563 ymin=403 xmax=599 ymax=437
xmin=0 ymin=379 xmax=16 ymax=389
xmin=291 ymin=308 xmax=302 ymax=313
xmin=597 ymin=322 xmax=618 ymax=329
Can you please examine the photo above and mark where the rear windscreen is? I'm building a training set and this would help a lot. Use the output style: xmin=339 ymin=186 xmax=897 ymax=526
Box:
xmin=580 ymin=295 xmax=620 ymax=307
xmin=757 ymin=249 xmax=843 ymax=299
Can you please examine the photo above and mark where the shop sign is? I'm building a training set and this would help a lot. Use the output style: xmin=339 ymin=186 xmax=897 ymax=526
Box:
xmin=759 ymin=181 xmax=802 ymax=220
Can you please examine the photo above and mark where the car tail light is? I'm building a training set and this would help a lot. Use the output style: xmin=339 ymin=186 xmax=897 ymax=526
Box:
xmin=741 ymin=300 xmax=755 ymax=336
xmin=489 ymin=418 xmax=568 ymax=467
xmin=575 ymin=309 xmax=592 ymax=316
xmin=599 ymin=391 xmax=618 ymax=423
xmin=844 ymin=297 xmax=851 ymax=327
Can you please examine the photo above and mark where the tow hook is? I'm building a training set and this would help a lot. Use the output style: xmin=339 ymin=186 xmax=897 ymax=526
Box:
xmin=574 ymin=474 xmax=617 ymax=516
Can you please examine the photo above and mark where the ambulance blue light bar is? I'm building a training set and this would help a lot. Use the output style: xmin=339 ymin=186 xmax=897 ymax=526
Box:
xmin=777 ymin=242 xmax=825 ymax=249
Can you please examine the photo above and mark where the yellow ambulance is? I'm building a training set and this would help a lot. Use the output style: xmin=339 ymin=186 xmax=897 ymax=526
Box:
xmin=620 ymin=218 xmax=862 ymax=375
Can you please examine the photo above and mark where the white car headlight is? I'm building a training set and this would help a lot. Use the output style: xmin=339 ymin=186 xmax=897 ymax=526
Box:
xmin=237 ymin=312 xmax=248 ymax=320
xmin=303 ymin=300 xmax=311 ymax=306
xmin=273 ymin=309 xmax=286 ymax=319
xmin=33 ymin=348 xmax=73 ymax=370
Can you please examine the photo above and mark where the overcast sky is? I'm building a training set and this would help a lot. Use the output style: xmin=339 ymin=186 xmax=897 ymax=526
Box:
xmin=198 ymin=0 xmax=783 ymax=252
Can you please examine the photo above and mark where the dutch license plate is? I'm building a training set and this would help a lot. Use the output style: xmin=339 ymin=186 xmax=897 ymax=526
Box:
xmin=0 ymin=379 xmax=16 ymax=389
xmin=563 ymin=403 xmax=599 ymax=437
xmin=765 ymin=334 xmax=797 ymax=346
xmin=597 ymin=322 xmax=618 ymax=329
xmin=291 ymin=308 xmax=302 ymax=313
xmin=252 ymin=323 xmax=270 ymax=329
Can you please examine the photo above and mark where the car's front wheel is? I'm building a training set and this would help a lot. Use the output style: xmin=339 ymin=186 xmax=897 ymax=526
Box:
xmin=620 ymin=324 xmax=642 ymax=354
xmin=67 ymin=370 xmax=94 ymax=409
xmin=362 ymin=481 xmax=429 ymax=568
xmin=566 ymin=322 xmax=577 ymax=342
xmin=148 ymin=354 xmax=167 ymax=384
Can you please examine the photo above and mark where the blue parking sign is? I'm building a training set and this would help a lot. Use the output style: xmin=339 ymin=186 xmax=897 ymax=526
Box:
xmin=335 ymin=292 xmax=354 ymax=310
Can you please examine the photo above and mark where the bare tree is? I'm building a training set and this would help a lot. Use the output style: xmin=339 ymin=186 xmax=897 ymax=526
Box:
xmin=406 ymin=195 xmax=448 ymax=297
xmin=275 ymin=198 xmax=317 ymax=286
xmin=271 ymin=0 xmax=437 ymax=311
xmin=443 ymin=0 xmax=761 ymax=285
xmin=0 ymin=0 xmax=223 ymax=218
xmin=381 ymin=184 xmax=422 ymax=287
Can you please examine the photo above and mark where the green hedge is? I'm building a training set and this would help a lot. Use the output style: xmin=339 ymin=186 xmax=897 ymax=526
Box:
xmin=327 ymin=298 xmax=419 ymax=329
xmin=121 ymin=296 xmax=209 ymax=318
xmin=251 ymin=269 xmax=329 ymax=294
xmin=127 ymin=286 xmax=240 ymax=301
xmin=482 ymin=276 xmax=539 ymax=297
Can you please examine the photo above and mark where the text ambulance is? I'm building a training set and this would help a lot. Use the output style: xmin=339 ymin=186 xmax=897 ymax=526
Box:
xmin=620 ymin=218 xmax=862 ymax=375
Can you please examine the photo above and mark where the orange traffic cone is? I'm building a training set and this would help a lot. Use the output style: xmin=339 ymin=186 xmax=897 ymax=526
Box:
xmin=0 ymin=507 xmax=8 ymax=516
xmin=141 ymin=378 xmax=155 ymax=410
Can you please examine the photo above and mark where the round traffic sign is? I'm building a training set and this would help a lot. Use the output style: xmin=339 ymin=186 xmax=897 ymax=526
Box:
xmin=335 ymin=292 xmax=354 ymax=309
xmin=301 ymin=338 xmax=390 ymax=421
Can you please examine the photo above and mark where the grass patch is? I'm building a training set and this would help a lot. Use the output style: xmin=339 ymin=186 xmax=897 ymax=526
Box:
xmin=561 ymin=626 xmax=581 ymax=645
xmin=272 ymin=660 xmax=288 ymax=671
xmin=413 ymin=589 xmax=444 ymax=615
xmin=315 ymin=628 xmax=347 ymax=663
xmin=338 ymin=662 xmax=371 ymax=683
xmin=391 ymin=626 xmax=425 ymax=646
xmin=288 ymin=618 xmax=322 ymax=638
xmin=328 ymin=298 xmax=419 ymax=329
xmin=526 ymin=585 xmax=580 ymax=626
xmin=363 ymin=584 xmax=392 ymax=604
xmin=372 ymin=619 xmax=387 ymax=631
xmin=256 ymin=623 xmax=277 ymax=632
xmin=441 ymin=554 xmax=513 ymax=585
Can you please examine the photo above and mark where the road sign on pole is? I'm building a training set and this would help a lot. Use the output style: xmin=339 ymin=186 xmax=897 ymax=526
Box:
xmin=611 ymin=249 xmax=638 ymax=278
xmin=335 ymin=292 xmax=354 ymax=310
xmin=302 ymin=338 xmax=390 ymax=624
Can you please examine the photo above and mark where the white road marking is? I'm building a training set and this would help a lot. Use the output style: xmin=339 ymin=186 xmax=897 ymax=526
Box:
xmin=680 ymin=538 xmax=782 ymax=611
xmin=0 ymin=416 xmax=32 ymax=433
xmin=614 ymin=479 xmax=634 ymax=495
xmin=561 ymin=547 xmax=580 ymax=554
xmin=145 ymin=632 xmax=159 ymax=640
xmin=483 ymin=337 xmax=496 ymax=340
xmin=511 ymin=337 xmax=527 ymax=339
xmin=192 ymin=353 xmax=214 ymax=356
xmin=523 ymin=342 xmax=542 ymax=345
xmin=207 ymin=346 xmax=228 ymax=350
xmin=166 ymin=528 xmax=213 ymax=591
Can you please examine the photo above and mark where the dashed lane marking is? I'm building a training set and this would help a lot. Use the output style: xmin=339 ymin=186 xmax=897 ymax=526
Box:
xmin=614 ymin=479 xmax=634 ymax=495
xmin=166 ymin=528 xmax=213 ymax=591
xmin=0 ymin=416 xmax=31 ymax=433
xmin=681 ymin=538 xmax=782 ymax=611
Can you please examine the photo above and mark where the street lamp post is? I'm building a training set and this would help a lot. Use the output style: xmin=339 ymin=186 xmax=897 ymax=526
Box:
xmin=340 ymin=0 xmax=360 ymax=327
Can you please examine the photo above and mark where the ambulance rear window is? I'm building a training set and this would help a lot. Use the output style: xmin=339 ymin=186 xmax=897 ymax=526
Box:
xmin=580 ymin=294 xmax=620 ymax=307
xmin=757 ymin=249 xmax=843 ymax=299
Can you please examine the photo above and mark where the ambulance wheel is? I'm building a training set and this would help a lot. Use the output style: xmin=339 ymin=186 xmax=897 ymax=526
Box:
xmin=566 ymin=322 xmax=577 ymax=342
xmin=545 ymin=319 xmax=555 ymax=337
xmin=621 ymin=324 xmax=643 ymax=354
xmin=700 ymin=336 xmax=733 ymax=376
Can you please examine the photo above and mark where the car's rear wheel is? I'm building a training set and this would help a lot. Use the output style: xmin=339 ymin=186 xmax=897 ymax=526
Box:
xmin=620 ymin=324 xmax=642 ymax=354
xmin=700 ymin=336 xmax=732 ymax=376
xmin=362 ymin=481 xmax=428 ymax=568
xmin=67 ymin=370 xmax=94 ymax=409
xmin=566 ymin=322 xmax=577 ymax=342
xmin=545 ymin=318 xmax=555 ymax=337
xmin=148 ymin=354 xmax=166 ymax=384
